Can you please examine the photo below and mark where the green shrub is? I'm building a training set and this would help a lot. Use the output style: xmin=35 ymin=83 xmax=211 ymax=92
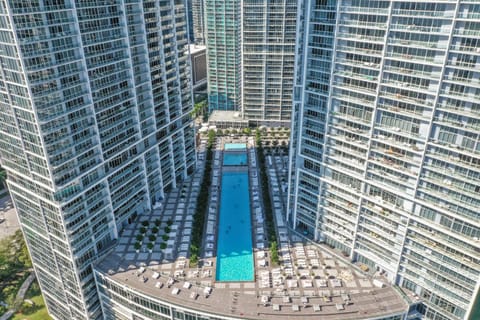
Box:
xmin=256 ymin=141 xmax=276 ymax=243
xmin=270 ymin=241 xmax=279 ymax=266
xmin=189 ymin=131 xmax=216 ymax=256
xmin=189 ymin=253 xmax=198 ymax=267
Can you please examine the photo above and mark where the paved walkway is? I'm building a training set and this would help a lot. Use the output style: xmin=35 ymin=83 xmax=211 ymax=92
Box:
xmin=0 ymin=272 xmax=36 ymax=320
xmin=0 ymin=195 xmax=19 ymax=241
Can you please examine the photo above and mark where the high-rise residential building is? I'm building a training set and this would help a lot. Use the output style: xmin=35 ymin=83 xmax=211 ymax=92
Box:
xmin=288 ymin=1 xmax=480 ymax=320
xmin=191 ymin=0 xmax=205 ymax=45
xmin=205 ymin=0 xmax=242 ymax=111
xmin=242 ymin=0 xmax=296 ymax=125
xmin=0 ymin=0 xmax=195 ymax=319
xmin=205 ymin=0 xmax=296 ymax=124
xmin=186 ymin=0 xmax=195 ymax=44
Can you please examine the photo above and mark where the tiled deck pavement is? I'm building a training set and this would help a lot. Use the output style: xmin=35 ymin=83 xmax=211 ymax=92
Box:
xmin=96 ymin=136 xmax=411 ymax=320
xmin=113 ymin=141 xmax=208 ymax=268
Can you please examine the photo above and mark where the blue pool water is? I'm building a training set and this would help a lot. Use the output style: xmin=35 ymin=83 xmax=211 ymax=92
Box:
xmin=224 ymin=143 xmax=247 ymax=151
xmin=216 ymin=171 xmax=254 ymax=281
xmin=223 ymin=153 xmax=248 ymax=166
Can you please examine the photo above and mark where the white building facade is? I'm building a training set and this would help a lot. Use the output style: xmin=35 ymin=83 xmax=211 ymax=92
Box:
xmin=0 ymin=0 xmax=195 ymax=319
xmin=241 ymin=0 xmax=297 ymax=124
xmin=205 ymin=0 xmax=296 ymax=125
xmin=288 ymin=1 xmax=480 ymax=319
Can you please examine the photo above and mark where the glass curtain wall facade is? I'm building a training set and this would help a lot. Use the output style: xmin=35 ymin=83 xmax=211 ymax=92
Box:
xmin=205 ymin=0 xmax=241 ymax=111
xmin=186 ymin=0 xmax=194 ymax=43
xmin=242 ymin=0 xmax=296 ymax=123
xmin=288 ymin=1 xmax=480 ymax=320
xmin=0 ymin=0 xmax=195 ymax=319
xmin=191 ymin=0 xmax=204 ymax=44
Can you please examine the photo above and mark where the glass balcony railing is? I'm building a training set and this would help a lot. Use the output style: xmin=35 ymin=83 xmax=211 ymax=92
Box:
xmin=392 ymin=9 xmax=455 ymax=18
xmin=389 ymin=24 xmax=451 ymax=34
xmin=340 ymin=7 xmax=389 ymax=15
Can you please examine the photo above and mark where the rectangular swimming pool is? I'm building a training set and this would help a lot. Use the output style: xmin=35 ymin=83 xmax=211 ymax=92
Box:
xmin=223 ymin=152 xmax=248 ymax=166
xmin=224 ymin=143 xmax=247 ymax=151
xmin=216 ymin=171 xmax=254 ymax=281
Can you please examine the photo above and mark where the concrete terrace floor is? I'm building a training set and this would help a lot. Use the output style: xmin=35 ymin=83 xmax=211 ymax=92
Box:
xmin=95 ymin=135 xmax=410 ymax=319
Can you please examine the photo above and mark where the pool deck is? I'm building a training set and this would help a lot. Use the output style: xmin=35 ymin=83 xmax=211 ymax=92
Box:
xmin=97 ymin=254 xmax=407 ymax=319
xmin=95 ymin=135 xmax=411 ymax=319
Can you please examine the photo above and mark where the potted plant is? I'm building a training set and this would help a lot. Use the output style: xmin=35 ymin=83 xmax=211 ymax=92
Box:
xmin=154 ymin=219 xmax=161 ymax=227
xmin=149 ymin=234 xmax=156 ymax=242
xmin=160 ymin=242 xmax=167 ymax=250
xmin=152 ymin=226 xmax=159 ymax=234
xmin=162 ymin=234 xmax=169 ymax=241
xmin=142 ymin=220 xmax=149 ymax=227
xmin=136 ymin=234 xmax=144 ymax=243
xmin=134 ymin=242 xmax=141 ymax=253
xmin=140 ymin=227 xmax=147 ymax=234
xmin=147 ymin=242 xmax=154 ymax=253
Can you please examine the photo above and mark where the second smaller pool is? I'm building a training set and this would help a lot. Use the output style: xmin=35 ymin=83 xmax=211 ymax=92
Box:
xmin=224 ymin=143 xmax=247 ymax=151
xmin=223 ymin=153 xmax=247 ymax=166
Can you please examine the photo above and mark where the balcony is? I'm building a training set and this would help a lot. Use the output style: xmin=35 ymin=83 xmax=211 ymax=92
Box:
xmin=400 ymin=262 xmax=471 ymax=305
xmin=340 ymin=7 xmax=389 ymax=15
xmin=334 ymin=69 xmax=379 ymax=82
xmin=387 ymin=51 xmax=444 ymax=66
xmin=417 ymin=185 xmax=480 ymax=216
xmin=380 ymin=91 xmax=434 ymax=108
xmin=336 ymin=32 xmax=384 ymax=44
xmin=339 ymin=20 xmax=387 ymax=30
xmin=453 ymin=28 xmax=480 ymax=37
xmin=433 ymin=116 xmax=480 ymax=133
xmin=402 ymin=250 xmax=475 ymax=291
xmin=404 ymin=241 xmax=479 ymax=279
xmin=361 ymin=206 xmax=405 ymax=230
xmin=325 ymin=159 xmax=365 ymax=180
xmin=323 ymin=203 xmax=358 ymax=226
xmin=392 ymin=9 xmax=455 ymax=19
xmin=321 ymin=227 xmax=353 ymax=246
xmin=389 ymin=24 xmax=451 ymax=35
xmin=335 ymin=45 xmax=383 ymax=57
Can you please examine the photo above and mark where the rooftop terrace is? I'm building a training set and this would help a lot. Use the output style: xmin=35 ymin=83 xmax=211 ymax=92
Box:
xmin=95 ymin=135 xmax=410 ymax=319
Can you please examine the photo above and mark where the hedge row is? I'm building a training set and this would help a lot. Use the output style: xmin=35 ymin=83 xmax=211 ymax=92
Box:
xmin=255 ymin=130 xmax=276 ymax=243
xmin=189 ymin=130 xmax=216 ymax=265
